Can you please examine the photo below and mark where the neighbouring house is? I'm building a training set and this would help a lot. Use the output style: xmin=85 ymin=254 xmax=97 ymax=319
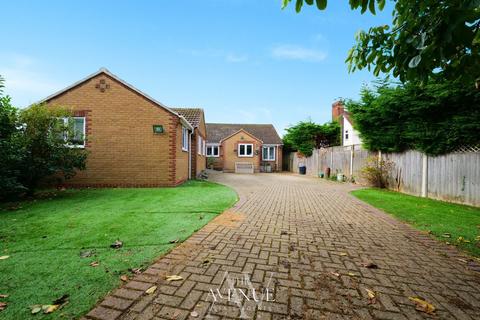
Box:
xmin=40 ymin=68 xmax=200 ymax=187
xmin=171 ymin=108 xmax=207 ymax=178
xmin=332 ymin=101 xmax=362 ymax=146
xmin=205 ymin=123 xmax=283 ymax=173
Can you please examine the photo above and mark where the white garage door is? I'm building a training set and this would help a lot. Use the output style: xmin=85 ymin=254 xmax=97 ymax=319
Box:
xmin=235 ymin=162 xmax=254 ymax=174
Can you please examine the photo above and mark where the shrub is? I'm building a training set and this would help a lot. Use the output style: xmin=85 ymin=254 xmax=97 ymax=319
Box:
xmin=0 ymin=77 xmax=88 ymax=200
xmin=361 ymin=156 xmax=394 ymax=188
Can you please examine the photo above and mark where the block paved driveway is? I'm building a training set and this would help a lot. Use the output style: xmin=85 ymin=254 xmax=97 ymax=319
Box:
xmin=85 ymin=172 xmax=480 ymax=320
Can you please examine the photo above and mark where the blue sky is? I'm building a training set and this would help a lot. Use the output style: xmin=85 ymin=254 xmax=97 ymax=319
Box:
xmin=1 ymin=0 xmax=392 ymax=135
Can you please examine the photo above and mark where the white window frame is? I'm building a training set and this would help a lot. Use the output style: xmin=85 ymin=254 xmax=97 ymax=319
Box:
xmin=206 ymin=144 xmax=220 ymax=157
xmin=202 ymin=140 xmax=206 ymax=156
xmin=60 ymin=116 xmax=86 ymax=148
xmin=262 ymin=145 xmax=275 ymax=161
xmin=238 ymin=143 xmax=254 ymax=157
xmin=182 ymin=127 xmax=189 ymax=151
xmin=198 ymin=136 xmax=202 ymax=155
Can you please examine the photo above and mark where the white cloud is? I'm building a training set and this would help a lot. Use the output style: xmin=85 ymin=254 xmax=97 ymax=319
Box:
xmin=271 ymin=45 xmax=327 ymax=62
xmin=0 ymin=53 xmax=61 ymax=107
xmin=225 ymin=53 xmax=248 ymax=63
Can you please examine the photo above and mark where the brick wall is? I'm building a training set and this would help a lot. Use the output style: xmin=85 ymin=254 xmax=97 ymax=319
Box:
xmin=195 ymin=117 xmax=207 ymax=175
xmin=47 ymin=72 xmax=185 ymax=187
xmin=221 ymin=131 xmax=262 ymax=173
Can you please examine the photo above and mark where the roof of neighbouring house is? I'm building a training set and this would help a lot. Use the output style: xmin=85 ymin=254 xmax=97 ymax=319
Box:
xmin=171 ymin=108 xmax=204 ymax=128
xmin=206 ymin=123 xmax=283 ymax=144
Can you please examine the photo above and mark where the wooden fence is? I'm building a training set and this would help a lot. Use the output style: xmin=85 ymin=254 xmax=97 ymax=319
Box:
xmin=288 ymin=145 xmax=480 ymax=207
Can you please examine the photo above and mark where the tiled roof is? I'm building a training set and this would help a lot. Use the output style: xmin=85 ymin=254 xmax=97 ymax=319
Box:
xmin=171 ymin=108 xmax=204 ymax=128
xmin=206 ymin=123 xmax=283 ymax=145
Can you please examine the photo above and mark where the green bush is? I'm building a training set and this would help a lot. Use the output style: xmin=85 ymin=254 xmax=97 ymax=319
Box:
xmin=346 ymin=80 xmax=480 ymax=155
xmin=0 ymin=77 xmax=88 ymax=199
xmin=360 ymin=156 xmax=394 ymax=188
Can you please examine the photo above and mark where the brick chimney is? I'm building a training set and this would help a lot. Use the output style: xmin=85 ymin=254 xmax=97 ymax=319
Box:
xmin=332 ymin=101 xmax=344 ymax=121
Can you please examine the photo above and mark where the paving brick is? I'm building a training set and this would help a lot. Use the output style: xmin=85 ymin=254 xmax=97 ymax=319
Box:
xmin=84 ymin=173 xmax=480 ymax=320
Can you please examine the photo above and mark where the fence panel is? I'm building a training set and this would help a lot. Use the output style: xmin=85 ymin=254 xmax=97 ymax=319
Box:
xmin=427 ymin=152 xmax=480 ymax=206
xmin=385 ymin=150 xmax=423 ymax=196
xmin=289 ymin=144 xmax=479 ymax=207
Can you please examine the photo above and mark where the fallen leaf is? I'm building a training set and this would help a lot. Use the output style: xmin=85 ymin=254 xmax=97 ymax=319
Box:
xmin=201 ymin=258 xmax=212 ymax=266
xmin=457 ymin=236 xmax=471 ymax=243
xmin=457 ymin=258 xmax=468 ymax=263
xmin=79 ymin=250 xmax=94 ymax=258
xmin=129 ymin=268 xmax=142 ymax=274
xmin=110 ymin=240 xmax=123 ymax=249
xmin=339 ymin=252 xmax=348 ymax=256
xmin=42 ymin=304 xmax=59 ymax=314
xmin=90 ymin=261 xmax=99 ymax=267
xmin=120 ymin=275 xmax=129 ymax=282
xmin=31 ymin=305 xmax=42 ymax=314
xmin=165 ymin=275 xmax=183 ymax=281
xmin=190 ymin=311 xmax=199 ymax=317
xmin=0 ymin=294 xmax=8 ymax=298
xmin=409 ymin=297 xmax=435 ymax=314
xmin=145 ymin=286 xmax=157 ymax=294
xmin=362 ymin=262 xmax=379 ymax=269
xmin=442 ymin=233 xmax=451 ymax=238
xmin=0 ymin=302 xmax=6 ymax=311
xmin=329 ymin=271 xmax=340 ymax=277
xmin=366 ymin=288 xmax=376 ymax=299
xmin=169 ymin=239 xmax=179 ymax=244
xmin=0 ymin=256 xmax=9 ymax=260
xmin=347 ymin=272 xmax=356 ymax=277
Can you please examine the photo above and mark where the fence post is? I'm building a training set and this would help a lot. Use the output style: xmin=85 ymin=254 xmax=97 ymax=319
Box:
xmin=350 ymin=145 xmax=354 ymax=179
xmin=421 ymin=153 xmax=428 ymax=197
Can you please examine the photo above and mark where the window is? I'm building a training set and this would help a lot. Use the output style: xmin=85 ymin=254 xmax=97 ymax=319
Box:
xmin=182 ymin=127 xmax=189 ymax=151
xmin=238 ymin=143 xmax=253 ymax=157
xmin=262 ymin=146 xmax=275 ymax=161
xmin=59 ymin=117 xmax=86 ymax=148
xmin=206 ymin=145 xmax=219 ymax=157
xmin=345 ymin=130 xmax=349 ymax=140
xmin=198 ymin=136 xmax=202 ymax=155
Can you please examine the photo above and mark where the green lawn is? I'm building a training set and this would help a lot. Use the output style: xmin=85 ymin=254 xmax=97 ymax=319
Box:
xmin=0 ymin=181 xmax=237 ymax=319
xmin=351 ymin=188 xmax=480 ymax=257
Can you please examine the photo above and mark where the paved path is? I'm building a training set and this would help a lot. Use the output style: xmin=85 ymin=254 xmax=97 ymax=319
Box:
xmin=85 ymin=173 xmax=480 ymax=320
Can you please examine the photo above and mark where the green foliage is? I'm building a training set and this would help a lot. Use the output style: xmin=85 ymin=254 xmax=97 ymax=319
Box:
xmin=346 ymin=79 xmax=480 ymax=155
xmin=17 ymin=104 xmax=88 ymax=194
xmin=282 ymin=0 xmax=385 ymax=14
xmin=361 ymin=156 xmax=394 ymax=188
xmin=0 ymin=93 xmax=26 ymax=197
xmin=0 ymin=78 xmax=88 ymax=199
xmin=347 ymin=0 xmax=480 ymax=84
xmin=283 ymin=120 xmax=340 ymax=156
xmin=284 ymin=0 xmax=480 ymax=85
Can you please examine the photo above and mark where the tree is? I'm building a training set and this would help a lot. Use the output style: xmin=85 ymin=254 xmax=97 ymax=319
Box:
xmin=345 ymin=79 xmax=480 ymax=155
xmin=283 ymin=120 xmax=340 ymax=156
xmin=0 ymin=76 xmax=26 ymax=197
xmin=282 ymin=0 xmax=480 ymax=85
xmin=0 ymin=77 xmax=88 ymax=199
xmin=17 ymin=104 xmax=88 ymax=195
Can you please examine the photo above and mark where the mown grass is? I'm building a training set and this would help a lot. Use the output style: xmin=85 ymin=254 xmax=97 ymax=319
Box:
xmin=351 ymin=188 xmax=480 ymax=257
xmin=0 ymin=181 xmax=237 ymax=319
